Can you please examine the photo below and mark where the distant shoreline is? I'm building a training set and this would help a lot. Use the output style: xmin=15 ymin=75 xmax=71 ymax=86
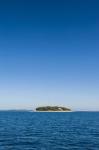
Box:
xmin=35 ymin=110 xmax=73 ymax=112
xmin=0 ymin=110 xmax=99 ymax=112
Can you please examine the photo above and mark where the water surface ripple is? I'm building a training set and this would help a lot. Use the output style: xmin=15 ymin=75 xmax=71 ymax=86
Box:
xmin=0 ymin=111 xmax=99 ymax=150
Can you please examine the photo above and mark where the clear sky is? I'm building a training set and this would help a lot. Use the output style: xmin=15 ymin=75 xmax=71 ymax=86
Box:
xmin=0 ymin=0 xmax=99 ymax=110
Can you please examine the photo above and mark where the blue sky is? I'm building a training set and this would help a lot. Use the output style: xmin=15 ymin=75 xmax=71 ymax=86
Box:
xmin=0 ymin=0 xmax=99 ymax=110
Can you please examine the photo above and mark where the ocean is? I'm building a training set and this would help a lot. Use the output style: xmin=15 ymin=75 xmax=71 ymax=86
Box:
xmin=0 ymin=111 xmax=99 ymax=150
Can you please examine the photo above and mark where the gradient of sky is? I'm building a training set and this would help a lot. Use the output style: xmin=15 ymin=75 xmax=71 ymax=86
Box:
xmin=0 ymin=0 xmax=99 ymax=110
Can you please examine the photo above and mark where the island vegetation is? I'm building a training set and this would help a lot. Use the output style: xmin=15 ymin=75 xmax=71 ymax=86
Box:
xmin=36 ymin=106 xmax=71 ymax=112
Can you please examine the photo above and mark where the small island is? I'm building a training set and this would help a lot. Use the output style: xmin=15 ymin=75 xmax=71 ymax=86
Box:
xmin=36 ymin=106 xmax=71 ymax=112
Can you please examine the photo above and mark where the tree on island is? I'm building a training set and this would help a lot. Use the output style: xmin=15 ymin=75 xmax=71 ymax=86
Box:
xmin=36 ymin=106 xmax=71 ymax=111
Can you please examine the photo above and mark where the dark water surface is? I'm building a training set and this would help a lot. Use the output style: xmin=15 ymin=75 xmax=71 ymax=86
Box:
xmin=0 ymin=111 xmax=99 ymax=150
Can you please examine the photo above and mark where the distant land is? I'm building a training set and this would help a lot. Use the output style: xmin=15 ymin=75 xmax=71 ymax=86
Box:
xmin=36 ymin=106 xmax=71 ymax=112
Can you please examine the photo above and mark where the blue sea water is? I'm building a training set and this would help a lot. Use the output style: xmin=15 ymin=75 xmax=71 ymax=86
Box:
xmin=0 ymin=111 xmax=99 ymax=150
